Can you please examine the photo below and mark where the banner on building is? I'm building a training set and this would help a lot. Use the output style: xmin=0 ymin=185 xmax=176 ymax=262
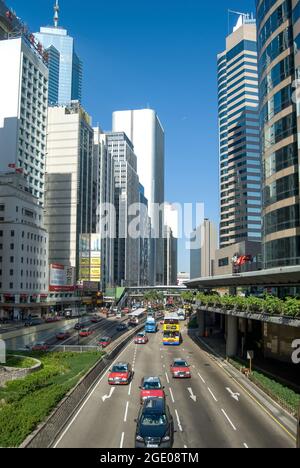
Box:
xmin=79 ymin=234 xmax=101 ymax=284
xmin=49 ymin=264 xmax=75 ymax=292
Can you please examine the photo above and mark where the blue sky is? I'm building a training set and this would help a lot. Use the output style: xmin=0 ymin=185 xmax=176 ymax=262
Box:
xmin=9 ymin=0 xmax=256 ymax=272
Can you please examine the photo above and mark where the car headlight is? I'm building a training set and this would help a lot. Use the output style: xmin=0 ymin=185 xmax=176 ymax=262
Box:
xmin=121 ymin=378 xmax=127 ymax=382
xmin=136 ymin=435 xmax=144 ymax=442
xmin=162 ymin=435 xmax=170 ymax=442
xmin=108 ymin=378 xmax=114 ymax=381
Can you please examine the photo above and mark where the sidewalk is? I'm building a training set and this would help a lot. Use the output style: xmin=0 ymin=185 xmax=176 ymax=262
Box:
xmin=198 ymin=332 xmax=300 ymax=393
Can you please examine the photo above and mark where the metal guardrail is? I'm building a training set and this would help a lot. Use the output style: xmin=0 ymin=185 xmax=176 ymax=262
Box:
xmin=20 ymin=324 xmax=144 ymax=448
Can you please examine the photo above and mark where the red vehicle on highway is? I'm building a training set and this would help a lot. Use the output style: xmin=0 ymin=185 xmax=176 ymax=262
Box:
xmin=170 ymin=359 xmax=191 ymax=379
xmin=56 ymin=331 xmax=71 ymax=341
xmin=139 ymin=377 xmax=165 ymax=404
xmin=79 ymin=328 xmax=93 ymax=338
xmin=108 ymin=362 xmax=133 ymax=385
xmin=134 ymin=332 xmax=149 ymax=345
xmin=32 ymin=342 xmax=49 ymax=352
xmin=98 ymin=337 xmax=112 ymax=348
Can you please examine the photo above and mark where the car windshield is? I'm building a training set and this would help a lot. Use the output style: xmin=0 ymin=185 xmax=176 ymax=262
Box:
xmin=141 ymin=414 xmax=167 ymax=426
xmin=174 ymin=361 xmax=188 ymax=367
xmin=143 ymin=380 xmax=161 ymax=390
xmin=112 ymin=365 xmax=128 ymax=373
xmin=138 ymin=334 xmax=145 ymax=337
xmin=101 ymin=338 xmax=109 ymax=341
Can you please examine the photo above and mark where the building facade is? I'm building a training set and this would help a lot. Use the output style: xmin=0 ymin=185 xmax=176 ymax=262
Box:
xmin=190 ymin=219 xmax=218 ymax=279
xmin=112 ymin=109 xmax=165 ymax=285
xmin=105 ymin=132 xmax=140 ymax=287
xmin=0 ymin=172 xmax=49 ymax=320
xmin=45 ymin=103 xmax=94 ymax=281
xmin=256 ymin=0 xmax=300 ymax=268
xmin=218 ymin=15 xmax=262 ymax=249
xmin=164 ymin=226 xmax=178 ymax=286
xmin=0 ymin=36 xmax=48 ymax=206
xmin=93 ymin=128 xmax=115 ymax=290
xmin=35 ymin=3 xmax=82 ymax=105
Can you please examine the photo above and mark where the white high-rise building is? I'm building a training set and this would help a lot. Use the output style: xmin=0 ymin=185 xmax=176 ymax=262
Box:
xmin=112 ymin=109 xmax=165 ymax=285
xmin=190 ymin=219 xmax=218 ymax=279
xmin=0 ymin=37 xmax=49 ymax=205
xmin=45 ymin=103 xmax=94 ymax=279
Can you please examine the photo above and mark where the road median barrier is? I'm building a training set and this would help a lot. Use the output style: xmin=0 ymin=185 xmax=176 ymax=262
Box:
xmin=20 ymin=323 xmax=144 ymax=448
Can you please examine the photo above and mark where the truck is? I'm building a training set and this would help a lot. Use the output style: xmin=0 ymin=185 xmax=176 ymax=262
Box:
xmin=145 ymin=316 xmax=158 ymax=333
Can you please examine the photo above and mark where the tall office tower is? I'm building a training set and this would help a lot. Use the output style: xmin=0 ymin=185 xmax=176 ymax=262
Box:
xmin=45 ymin=103 xmax=94 ymax=279
xmin=257 ymin=0 xmax=300 ymax=268
xmin=138 ymin=184 xmax=151 ymax=286
xmin=112 ymin=109 xmax=165 ymax=285
xmin=93 ymin=128 xmax=115 ymax=290
xmin=218 ymin=15 xmax=262 ymax=249
xmin=190 ymin=219 xmax=218 ymax=280
xmin=35 ymin=1 xmax=82 ymax=105
xmin=0 ymin=36 xmax=49 ymax=206
xmin=105 ymin=132 xmax=140 ymax=287
xmin=163 ymin=226 xmax=178 ymax=286
xmin=0 ymin=1 xmax=24 ymax=39
xmin=46 ymin=45 xmax=60 ymax=104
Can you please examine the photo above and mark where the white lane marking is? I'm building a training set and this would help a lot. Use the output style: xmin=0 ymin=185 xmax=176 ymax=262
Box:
xmin=187 ymin=388 xmax=197 ymax=402
xmin=169 ymin=387 xmax=175 ymax=403
xmin=163 ymin=364 xmax=166 ymax=368
xmin=124 ymin=402 xmax=129 ymax=422
xmin=53 ymin=339 xmax=134 ymax=448
xmin=165 ymin=372 xmax=170 ymax=384
xmin=184 ymin=445 xmax=188 ymax=448
xmin=198 ymin=373 xmax=206 ymax=384
xmin=128 ymin=382 xmax=132 ymax=396
xmin=120 ymin=432 xmax=125 ymax=448
xmin=207 ymin=387 xmax=218 ymax=402
xmin=226 ymin=387 xmax=240 ymax=402
xmin=244 ymin=443 xmax=249 ymax=449
xmin=102 ymin=386 xmax=115 ymax=402
xmin=221 ymin=409 xmax=237 ymax=431
xmin=175 ymin=409 xmax=183 ymax=432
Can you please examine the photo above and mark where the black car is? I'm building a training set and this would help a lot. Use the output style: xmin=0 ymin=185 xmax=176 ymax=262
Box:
xmin=135 ymin=398 xmax=174 ymax=448
xmin=74 ymin=323 xmax=85 ymax=331
xmin=116 ymin=323 xmax=128 ymax=332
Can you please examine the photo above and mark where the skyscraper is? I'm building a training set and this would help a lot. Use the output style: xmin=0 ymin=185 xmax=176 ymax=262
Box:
xmin=0 ymin=36 xmax=49 ymax=205
xmin=35 ymin=1 xmax=82 ymax=105
xmin=218 ymin=15 xmax=262 ymax=249
xmin=190 ymin=219 xmax=217 ymax=279
xmin=257 ymin=0 xmax=300 ymax=268
xmin=104 ymin=132 xmax=140 ymax=287
xmin=45 ymin=103 xmax=94 ymax=279
xmin=112 ymin=109 xmax=165 ymax=285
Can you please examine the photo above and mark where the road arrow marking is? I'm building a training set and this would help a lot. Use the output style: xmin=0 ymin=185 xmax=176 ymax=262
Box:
xmin=226 ymin=387 xmax=240 ymax=402
xmin=188 ymin=388 xmax=197 ymax=402
xmin=102 ymin=387 xmax=115 ymax=402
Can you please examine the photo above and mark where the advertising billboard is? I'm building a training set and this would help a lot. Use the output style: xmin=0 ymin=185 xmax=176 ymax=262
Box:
xmin=79 ymin=234 xmax=101 ymax=284
xmin=49 ymin=264 xmax=75 ymax=292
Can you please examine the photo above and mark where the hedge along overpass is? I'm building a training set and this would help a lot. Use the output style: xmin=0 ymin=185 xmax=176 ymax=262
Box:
xmin=185 ymin=266 xmax=300 ymax=363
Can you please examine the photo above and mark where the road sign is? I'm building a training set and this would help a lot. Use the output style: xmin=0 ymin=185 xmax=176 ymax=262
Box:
xmin=247 ymin=351 xmax=254 ymax=360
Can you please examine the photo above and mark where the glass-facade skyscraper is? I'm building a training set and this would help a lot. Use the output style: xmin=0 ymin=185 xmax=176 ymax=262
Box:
xmin=217 ymin=15 xmax=262 ymax=249
xmin=256 ymin=0 xmax=300 ymax=268
xmin=35 ymin=5 xmax=82 ymax=105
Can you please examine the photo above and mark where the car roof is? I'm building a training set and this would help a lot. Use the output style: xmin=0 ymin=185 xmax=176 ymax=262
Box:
xmin=142 ymin=377 xmax=161 ymax=384
xmin=142 ymin=398 xmax=166 ymax=414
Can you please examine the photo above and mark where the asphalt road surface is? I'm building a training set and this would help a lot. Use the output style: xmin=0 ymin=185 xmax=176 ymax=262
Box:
xmin=53 ymin=323 xmax=295 ymax=449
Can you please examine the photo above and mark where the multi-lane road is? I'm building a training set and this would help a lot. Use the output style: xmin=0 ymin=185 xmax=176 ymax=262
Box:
xmin=52 ymin=323 xmax=296 ymax=449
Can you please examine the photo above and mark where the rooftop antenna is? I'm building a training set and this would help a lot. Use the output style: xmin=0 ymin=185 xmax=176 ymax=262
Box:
xmin=54 ymin=0 xmax=60 ymax=28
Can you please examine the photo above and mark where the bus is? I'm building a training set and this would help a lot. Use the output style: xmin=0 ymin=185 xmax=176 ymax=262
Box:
xmin=128 ymin=308 xmax=147 ymax=327
xmin=163 ymin=316 xmax=181 ymax=346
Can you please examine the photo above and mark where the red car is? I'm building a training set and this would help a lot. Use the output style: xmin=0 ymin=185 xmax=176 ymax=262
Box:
xmin=32 ymin=342 xmax=49 ymax=352
xmin=98 ymin=337 xmax=112 ymax=348
xmin=56 ymin=331 xmax=71 ymax=341
xmin=170 ymin=359 xmax=191 ymax=379
xmin=108 ymin=362 xmax=133 ymax=385
xmin=139 ymin=377 xmax=165 ymax=404
xmin=134 ymin=332 xmax=149 ymax=345
xmin=79 ymin=328 xmax=93 ymax=338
